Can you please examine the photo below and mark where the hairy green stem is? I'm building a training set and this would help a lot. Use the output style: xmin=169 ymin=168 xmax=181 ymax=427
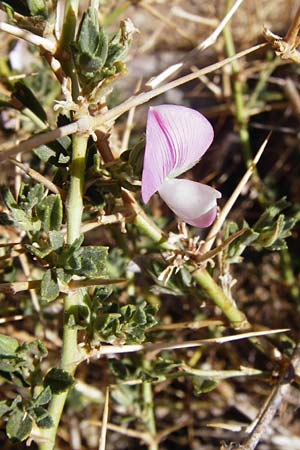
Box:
xmin=192 ymin=268 xmax=249 ymax=329
xmin=39 ymin=134 xmax=88 ymax=450
xmin=132 ymin=206 xmax=248 ymax=329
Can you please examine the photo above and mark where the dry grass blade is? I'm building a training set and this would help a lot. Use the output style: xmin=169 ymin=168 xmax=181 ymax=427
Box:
xmin=0 ymin=315 xmax=26 ymax=324
xmin=9 ymin=158 xmax=65 ymax=197
xmin=83 ymin=420 xmax=153 ymax=446
xmin=150 ymin=318 xmax=225 ymax=332
xmin=0 ymin=278 xmax=126 ymax=294
xmin=139 ymin=1 xmax=194 ymax=45
xmin=100 ymin=43 xmax=267 ymax=126
xmin=98 ymin=387 xmax=110 ymax=450
xmin=0 ymin=122 xmax=78 ymax=162
xmin=171 ymin=6 xmax=218 ymax=27
xmin=198 ymin=0 xmax=244 ymax=51
xmin=93 ymin=328 xmax=289 ymax=358
xmin=202 ymin=132 xmax=272 ymax=253
xmin=0 ymin=22 xmax=55 ymax=52
xmin=146 ymin=0 xmax=243 ymax=89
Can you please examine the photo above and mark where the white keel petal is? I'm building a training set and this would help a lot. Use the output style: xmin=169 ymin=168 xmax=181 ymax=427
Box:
xmin=158 ymin=178 xmax=221 ymax=227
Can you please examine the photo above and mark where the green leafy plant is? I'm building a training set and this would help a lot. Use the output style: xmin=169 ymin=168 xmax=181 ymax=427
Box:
xmin=0 ymin=2 xmax=299 ymax=450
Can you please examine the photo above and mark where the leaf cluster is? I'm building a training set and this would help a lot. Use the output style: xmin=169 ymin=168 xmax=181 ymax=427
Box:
xmin=72 ymin=7 xmax=133 ymax=97
xmin=0 ymin=334 xmax=53 ymax=441
xmin=1 ymin=184 xmax=108 ymax=303
xmin=1 ymin=183 xmax=62 ymax=235
xmin=0 ymin=0 xmax=48 ymax=34
xmin=226 ymin=198 xmax=300 ymax=262
xmin=92 ymin=293 xmax=158 ymax=344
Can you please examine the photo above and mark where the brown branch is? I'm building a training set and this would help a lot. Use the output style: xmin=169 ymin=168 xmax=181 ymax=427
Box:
xmin=284 ymin=4 xmax=300 ymax=48
xmin=237 ymin=343 xmax=300 ymax=450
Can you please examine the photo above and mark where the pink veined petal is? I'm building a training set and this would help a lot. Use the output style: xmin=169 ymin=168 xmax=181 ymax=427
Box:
xmin=141 ymin=104 xmax=214 ymax=203
xmin=158 ymin=178 xmax=221 ymax=228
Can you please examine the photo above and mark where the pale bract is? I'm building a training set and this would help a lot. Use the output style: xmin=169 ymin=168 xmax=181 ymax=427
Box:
xmin=141 ymin=104 xmax=221 ymax=227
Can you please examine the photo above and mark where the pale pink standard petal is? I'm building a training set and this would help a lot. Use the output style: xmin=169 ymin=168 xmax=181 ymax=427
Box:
xmin=158 ymin=178 xmax=221 ymax=228
xmin=141 ymin=105 xmax=214 ymax=203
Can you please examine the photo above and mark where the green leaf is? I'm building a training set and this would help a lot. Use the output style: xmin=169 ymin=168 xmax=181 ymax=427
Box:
xmin=41 ymin=269 xmax=59 ymax=302
xmin=77 ymin=246 xmax=108 ymax=277
xmin=226 ymin=223 xmax=259 ymax=261
xmin=254 ymin=197 xmax=290 ymax=229
xmin=73 ymin=7 xmax=109 ymax=85
xmin=26 ymin=183 xmax=44 ymax=207
xmin=111 ymin=384 xmax=137 ymax=408
xmin=44 ymin=368 xmax=75 ymax=394
xmin=33 ymin=386 xmax=52 ymax=406
xmin=13 ymin=82 xmax=47 ymax=123
xmin=65 ymin=305 xmax=90 ymax=329
xmin=2 ymin=186 xmax=17 ymax=209
xmin=13 ymin=207 xmax=38 ymax=232
xmin=33 ymin=145 xmax=56 ymax=162
xmin=1 ymin=185 xmax=44 ymax=233
xmin=93 ymin=300 xmax=157 ymax=344
xmin=27 ymin=0 xmax=47 ymax=17
xmin=21 ymin=339 xmax=48 ymax=360
xmin=0 ymin=334 xmax=19 ymax=355
xmin=0 ymin=400 xmax=13 ymax=418
xmin=32 ymin=406 xmax=53 ymax=428
xmin=255 ymin=214 xmax=285 ymax=247
xmin=0 ymin=355 xmax=24 ymax=373
xmin=26 ymin=242 xmax=53 ymax=259
xmin=193 ymin=378 xmax=217 ymax=395
xmin=94 ymin=312 xmax=121 ymax=343
xmin=48 ymin=230 xmax=64 ymax=251
xmin=37 ymin=194 xmax=63 ymax=232
xmin=0 ymin=0 xmax=31 ymax=15
xmin=0 ymin=400 xmax=11 ymax=417
xmin=56 ymin=268 xmax=72 ymax=285
xmin=0 ymin=396 xmax=22 ymax=417
xmin=6 ymin=409 xmax=33 ymax=441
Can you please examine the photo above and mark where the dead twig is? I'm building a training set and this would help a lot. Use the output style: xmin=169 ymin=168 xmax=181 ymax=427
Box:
xmin=263 ymin=4 xmax=300 ymax=63
xmin=239 ymin=342 xmax=300 ymax=450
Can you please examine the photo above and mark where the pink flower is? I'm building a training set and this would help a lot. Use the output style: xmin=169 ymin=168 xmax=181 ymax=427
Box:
xmin=141 ymin=104 xmax=221 ymax=227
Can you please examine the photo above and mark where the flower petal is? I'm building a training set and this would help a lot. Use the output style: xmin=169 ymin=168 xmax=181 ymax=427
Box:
xmin=158 ymin=178 xmax=221 ymax=227
xmin=141 ymin=104 xmax=214 ymax=203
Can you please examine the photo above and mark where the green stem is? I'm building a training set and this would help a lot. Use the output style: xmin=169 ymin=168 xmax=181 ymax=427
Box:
xmin=132 ymin=208 xmax=249 ymax=329
xmin=281 ymin=248 xmax=300 ymax=303
xmin=56 ymin=0 xmax=80 ymax=100
xmin=193 ymin=268 xmax=249 ymax=329
xmin=223 ymin=0 xmax=252 ymax=168
xmin=67 ymin=134 xmax=88 ymax=244
xmin=39 ymin=133 xmax=88 ymax=450
xmin=142 ymin=360 xmax=158 ymax=450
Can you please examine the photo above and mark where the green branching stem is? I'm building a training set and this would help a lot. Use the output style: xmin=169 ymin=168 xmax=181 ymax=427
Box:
xmin=39 ymin=133 xmax=88 ymax=450
xmin=131 ymin=199 xmax=249 ymax=329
